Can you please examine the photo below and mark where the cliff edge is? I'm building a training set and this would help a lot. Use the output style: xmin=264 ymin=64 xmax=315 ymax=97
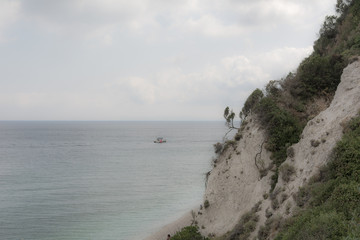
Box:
xmin=144 ymin=58 xmax=360 ymax=240
xmin=195 ymin=59 xmax=360 ymax=238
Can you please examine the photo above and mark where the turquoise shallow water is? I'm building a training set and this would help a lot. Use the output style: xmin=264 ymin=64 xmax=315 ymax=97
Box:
xmin=0 ymin=121 xmax=227 ymax=240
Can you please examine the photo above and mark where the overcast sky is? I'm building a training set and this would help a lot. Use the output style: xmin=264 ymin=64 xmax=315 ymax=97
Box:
xmin=0 ymin=0 xmax=336 ymax=121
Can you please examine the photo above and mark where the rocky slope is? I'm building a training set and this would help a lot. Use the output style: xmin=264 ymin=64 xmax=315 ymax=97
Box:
xmin=194 ymin=59 xmax=360 ymax=238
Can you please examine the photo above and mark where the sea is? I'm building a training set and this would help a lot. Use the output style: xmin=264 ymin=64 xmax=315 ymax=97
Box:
xmin=0 ymin=121 xmax=230 ymax=240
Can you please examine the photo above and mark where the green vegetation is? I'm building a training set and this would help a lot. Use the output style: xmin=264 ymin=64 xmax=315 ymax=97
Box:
xmin=255 ymin=97 xmax=302 ymax=167
xmin=211 ymin=2 xmax=360 ymax=239
xmin=258 ymin=215 xmax=283 ymax=240
xmin=223 ymin=107 xmax=239 ymax=130
xmin=330 ymin=115 xmax=360 ymax=182
xmin=168 ymin=2 xmax=360 ymax=240
xmin=279 ymin=163 xmax=296 ymax=182
xmin=226 ymin=87 xmax=303 ymax=191
xmin=213 ymin=142 xmax=223 ymax=154
xmin=222 ymin=0 xmax=360 ymax=192
xmin=204 ymin=200 xmax=210 ymax=209
xmin=293 ymin=54 xmax=345 ymax=100
xmin=242 ymin=92 xmax=303 ymax=190
xmin=241 ymin=88 xmax=263 ymax=118
xmin=315 ymin=0 xmax=360 ymax=58
xmin=274 ymin=114 xmax=360 ymax=240
xmin=276 ymin=211 xmax=348 ymax=240
xmin=171 ymin=226 xmax=210 ymax=240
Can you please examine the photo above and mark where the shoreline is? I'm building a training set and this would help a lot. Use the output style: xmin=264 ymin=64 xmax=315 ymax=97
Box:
xmin=143 ymin=209 xmax=194 ymax=240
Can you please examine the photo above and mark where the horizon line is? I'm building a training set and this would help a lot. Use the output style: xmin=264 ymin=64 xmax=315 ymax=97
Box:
xmin=0 ymin=119 xmax=228 ymax=122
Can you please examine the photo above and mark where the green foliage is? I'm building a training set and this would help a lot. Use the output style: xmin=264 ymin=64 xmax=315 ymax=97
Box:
xmin=275 ymin=211 xmax=348 ymax=240
xmin=314 ymin=0 xmax=360 ymax=57
xmin=253 ymin=3 xmax=360 ymax=239
xmin=330 ymin=116 xmax=360 ymax=182
xmin=258 ymin=224 xmax=271 ymax=240
xmin=293 ymin=102 xmax=305 ymax=112
xmin=270 ymin=168 xmax=279 ymax=192
xmin=204 ymin=200 xmax=210 ymax=209
xmin=308 ymin=179 xmax=337 ymax=207
xmin=223 ymin=107 xmax=239 ymax=130
xmin=275 ymin=114 xmax=360 ymax=239
xmin=171 ymin=226 xmax=209 ymax=240
xmin=294 ymin=54 xmax=345 ymax=100
xmin=218 ymin=2 xmax=360 ymax=238
xmin=224 ymin=107 xmax=235 ymax=123
xmin=213 ymin=142 xmax=223 ymax=154
xmin=241 ymin=88 xmax=264 ymax=118
xmin=223 ymin=140 xmax=237 ymax=152
xmin=343 ymin=217 xmax=360 ymax=240
xmin=258 ymin=216 xmax=283 ymax=240
xmin=329 ymin=181 xmax=360 ymax=219
xmin=336 ymin=0 xmax=352 ymax=15
xmin=320 ymin=15 xmax=338 ymax=39
xmin=265 ymin=80 xmax=281 ymax=97
xmin=293 ymin=186 xmax=311 ymax=207
xmin=256 ymin=97 xmax=302 ymax=166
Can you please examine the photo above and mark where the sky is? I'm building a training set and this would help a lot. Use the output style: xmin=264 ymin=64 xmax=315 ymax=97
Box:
xmin=0 ymin=0 xmax=336 ymax=121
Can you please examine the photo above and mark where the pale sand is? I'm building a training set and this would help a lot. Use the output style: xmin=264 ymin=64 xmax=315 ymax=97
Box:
xmin=143 ymin=211 xmax=193 ymax=240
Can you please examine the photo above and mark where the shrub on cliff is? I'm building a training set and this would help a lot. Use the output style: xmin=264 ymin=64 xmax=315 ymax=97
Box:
xmin=213 ymin=142 xmax=223 ymax=154
xmin=241 ymin=88 xmax=264 ymax=118
xmin=204 ymin=200 xmax=210 ymax=209
xmin=274 ymin=114 xmax=360 ymax=239
xmin=275 ymin=211 xmax=348 ymax=240
xmin=255 ymin=97 xmax=302 ymax=167
xmin=314 ymin=0 xmax=360 ymax=58
xmin=171 ymin=226 xmax=209 ymax=240
xmin=279 ymin=163 xmax=296 ymax=182
xmin=293 ymin=54 xmax=345 ymax=100
xmin=330 ymin=115 xmax=360 ymax=182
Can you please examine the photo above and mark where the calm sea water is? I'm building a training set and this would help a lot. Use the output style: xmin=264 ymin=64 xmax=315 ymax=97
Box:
xmin=0 ymin=121 xmax=228 ymax=240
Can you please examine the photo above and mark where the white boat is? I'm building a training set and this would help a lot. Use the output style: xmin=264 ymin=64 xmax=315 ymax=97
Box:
xmin=154 ymin=137 xmax=166 ymax=143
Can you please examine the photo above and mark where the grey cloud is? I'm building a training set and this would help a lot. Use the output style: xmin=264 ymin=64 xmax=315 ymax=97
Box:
xmin=0 ymin=0 xmax=335 ymax=120
xmin=16 ymin=0 xmax=335 ymax=40
xmin=0 ymin=0 xmax=21 ymax=40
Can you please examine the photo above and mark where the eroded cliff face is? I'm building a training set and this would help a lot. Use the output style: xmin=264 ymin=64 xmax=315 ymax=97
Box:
xmin=197 ymin=115 xmax=272 ymax=237
xmin=197 ymin=59 xmax=360 ymax=238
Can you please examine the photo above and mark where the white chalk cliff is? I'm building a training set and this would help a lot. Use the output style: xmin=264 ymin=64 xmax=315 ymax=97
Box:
xmin=196 ymin=59 xmax=360 ymax=238
xmin=145 ymin=59 xmax=360 ymax=240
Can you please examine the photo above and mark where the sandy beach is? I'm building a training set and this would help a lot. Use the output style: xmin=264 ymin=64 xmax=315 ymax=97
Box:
xmin=143 ymin=210 xmax=193 ymax=240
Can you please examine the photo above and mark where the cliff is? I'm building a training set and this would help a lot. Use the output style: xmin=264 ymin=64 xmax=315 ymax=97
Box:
xmin=144 ymin=58 xmax=360 ymax=240
xmin=196 ymin=58 xmax=360 ymax=239
xmin=145 ymin=1 xmax=360 ymax=239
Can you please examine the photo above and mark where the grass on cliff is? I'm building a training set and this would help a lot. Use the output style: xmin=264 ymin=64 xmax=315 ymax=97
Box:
xmin=273 ymin=114 xmax=360 ymax=240
xmin=171 ymin=226 xmax=210 ymax=240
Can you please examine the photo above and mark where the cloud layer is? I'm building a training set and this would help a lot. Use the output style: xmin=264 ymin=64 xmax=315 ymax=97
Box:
xmin=0 ymin=0 xmax=20 ymax=41
xmin=0 ymin=0 xmax=335 ymax=120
